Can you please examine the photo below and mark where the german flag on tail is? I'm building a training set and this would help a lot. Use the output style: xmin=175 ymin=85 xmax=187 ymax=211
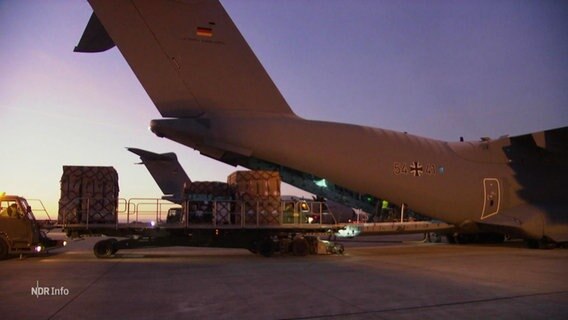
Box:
xmin=196 ymin=26 xmax=213 ymax=37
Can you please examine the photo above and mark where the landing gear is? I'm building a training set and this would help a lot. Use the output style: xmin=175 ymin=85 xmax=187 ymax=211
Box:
xmin=445 ymin=233 xmax=473 ymax=244
xmin=456 ymin=234 xmax=477 ymax=244
xmin=425 ymin=232 xmax=442 ymax=243
xmin=525 ymin=238 xmax=556 ymax=249
xmin=445 ymin=232 xmax=506 ymax=245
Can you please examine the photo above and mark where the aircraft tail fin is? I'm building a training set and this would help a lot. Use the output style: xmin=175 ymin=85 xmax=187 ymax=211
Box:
xmin=128 ymin=148 xmax=190 ymax=202
xmin=79 ymin=0 xmax=295 ymax=118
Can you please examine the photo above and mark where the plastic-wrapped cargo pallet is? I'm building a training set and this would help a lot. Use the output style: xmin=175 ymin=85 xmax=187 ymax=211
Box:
xmin=58 ymin=166 xmax=119 ymax=224
xmin=227 ymin=171 xmax=281 ymax=225
xmin=186 ymin=181 xmax=233 ymax=224
xmin=187 ymin=181 xmax=233 ymax=199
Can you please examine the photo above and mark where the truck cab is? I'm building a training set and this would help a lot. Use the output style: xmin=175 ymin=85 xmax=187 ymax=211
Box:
xmin=0 ymin=194 xmax=64 ymax=260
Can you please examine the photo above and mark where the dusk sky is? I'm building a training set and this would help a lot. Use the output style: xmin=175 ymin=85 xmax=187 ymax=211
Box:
xmin=1 ymin=1 xmax=567 ymax=218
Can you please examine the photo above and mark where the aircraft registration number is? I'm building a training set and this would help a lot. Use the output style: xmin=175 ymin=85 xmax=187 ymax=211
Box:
xmin=393 ymin=161 xmax=440 ymax=177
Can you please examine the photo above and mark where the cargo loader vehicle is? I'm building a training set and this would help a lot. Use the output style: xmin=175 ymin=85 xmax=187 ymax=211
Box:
xmin=57 ymin=165 xmax=344 ymax=258
xmin=0 ymin=194 xmax=66 ymax=260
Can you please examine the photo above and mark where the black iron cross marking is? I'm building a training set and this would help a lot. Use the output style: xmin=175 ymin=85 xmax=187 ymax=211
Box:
xmin=410 ymin=161 xmax=423 ymax=177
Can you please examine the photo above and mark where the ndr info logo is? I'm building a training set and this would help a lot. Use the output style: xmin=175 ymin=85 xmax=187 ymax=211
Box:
xmin=31 ymin=281 xmax=70 ymax=298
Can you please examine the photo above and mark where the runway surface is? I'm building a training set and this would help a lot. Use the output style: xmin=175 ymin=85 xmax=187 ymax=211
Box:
xmin=1 ymin=234 xmax=566 ymax=319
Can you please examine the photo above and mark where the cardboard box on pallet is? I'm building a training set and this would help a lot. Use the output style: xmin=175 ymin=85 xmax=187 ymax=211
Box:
xmin=58 ymin=166 xmax=119 ymax=224
xmin=228 ymin=171 xmax=281 ymax=225
xmin=227 ymin=170 xmax=281 ymax=198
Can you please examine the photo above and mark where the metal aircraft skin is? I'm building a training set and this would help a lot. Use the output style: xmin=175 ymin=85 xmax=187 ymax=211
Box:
xmin=76 ymin=0 xmax=568 ymax=245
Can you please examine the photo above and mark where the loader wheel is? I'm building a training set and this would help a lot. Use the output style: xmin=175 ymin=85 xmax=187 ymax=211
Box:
xmin=292 ymin=237 xmax=309 ymax=256
xmin=93 ymin=239 xmax=115 ymax=258
xmin=259 ymin=238 xmax=275 ymax=257
xmin=333 ymin=243 xmax=345 ymax=255
xmin=0 ymin=238 xmax=9 ymax=260
xmin=109 ymin=239 xmax=119 ymax=254
xmin=248 ymin=240 xmax=259 ymax=254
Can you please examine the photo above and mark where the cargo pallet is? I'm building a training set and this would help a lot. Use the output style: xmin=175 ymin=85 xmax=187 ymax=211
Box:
xmin=61 ymin=198 xmax=345 ymax=258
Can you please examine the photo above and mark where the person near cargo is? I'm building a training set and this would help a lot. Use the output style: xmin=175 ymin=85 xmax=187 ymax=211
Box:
xmin=284 ymin=202 xmax=294 ymax=223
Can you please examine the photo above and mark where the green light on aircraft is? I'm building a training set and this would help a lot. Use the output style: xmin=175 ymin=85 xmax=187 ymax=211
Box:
xmin=314 ymin=179 xmax=328 ymax=188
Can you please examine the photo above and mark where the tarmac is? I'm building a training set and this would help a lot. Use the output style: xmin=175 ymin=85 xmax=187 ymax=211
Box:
xmin=1 ymin=233 xmax=567 ymax=320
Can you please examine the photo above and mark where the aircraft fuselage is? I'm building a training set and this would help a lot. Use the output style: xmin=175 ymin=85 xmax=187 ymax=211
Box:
xmin=150 ymin=113 xmax=566 ymax=241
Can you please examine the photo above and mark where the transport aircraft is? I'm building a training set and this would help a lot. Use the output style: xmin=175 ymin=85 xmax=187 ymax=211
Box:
xmin=75 ymin=0 xmax=567 ymax=247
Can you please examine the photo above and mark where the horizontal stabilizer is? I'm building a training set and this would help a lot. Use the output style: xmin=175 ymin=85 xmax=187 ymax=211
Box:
xmin=504 ymin=126 xmax=568 ymax=166
xmin=510 ymin=126 xmax=568 ymax=155
xmin=532 ymin=126 xmax=568 ymax=154
xmin=128 ymin=147 xmax=179 ymax=162
xmin=127 ymin=148 xmax=190 ymax=200
xmin=74 ymin=13 xmax=115 ymax=53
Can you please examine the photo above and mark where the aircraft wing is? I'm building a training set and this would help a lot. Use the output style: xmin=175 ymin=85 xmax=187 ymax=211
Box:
xmin=76 ymin=0 xmax=294 ymax=118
